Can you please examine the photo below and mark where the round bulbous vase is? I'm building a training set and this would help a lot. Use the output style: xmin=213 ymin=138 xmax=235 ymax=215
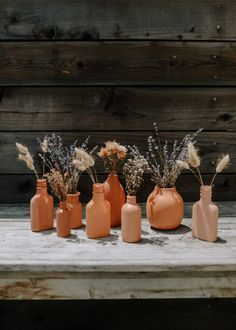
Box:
xmin=56 ymin=201 xmax=71 ymax=238
xmin=192 ymin=185 xmax=218 ymax=242
xmin=86 ymin=183 xmax=111 ymax=239
xmin=30 ymin=179 xmax=54 ymax=232
xmin=121 ymin=195 xmax=141 ymax=243
xmin=103 ymin=173 xmax=125 ymax=227
xmin=66 ymin=192 xmax=82 ymax=229
xmin=146 ymin=186 xmax=184 ymax=230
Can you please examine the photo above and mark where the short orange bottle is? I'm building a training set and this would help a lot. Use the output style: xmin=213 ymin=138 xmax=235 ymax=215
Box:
xmin=121 ymin=196 xmax=141 ymax=243
xmin=86 ymin=183 xmax=111 ymax=239
xmin=66 ymin=192 xmax=82 ymax=229
xmin=192 ymin=185 xmax=218 ymax=242
xmin=56 ymin=201 xmax=71 ymax=238
xmin=30 ymin=179 xmax=54 ymax=232
xmin=103 ymin=173 xmax=125 ymax=227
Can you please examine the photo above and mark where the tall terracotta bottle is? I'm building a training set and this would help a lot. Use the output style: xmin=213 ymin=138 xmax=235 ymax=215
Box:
xmin=86 ymin=183 xmax=111 ymax=239
xmin=192 ymin=185 xmax=218 ymax=242
xmin=146 ymin=187 xmax=184 ymax=230
xmin=30 ymin=179 xmax=54 ymax=232
xmin=66 ymin=192 xmax=82 ymax=229
xmin=103 ymin=173 xmax=125 ymax=227
xmin=56 ymin=201 xmax=71 ymax=238
xmin=121 ymin=195 xmax=141 ymax=243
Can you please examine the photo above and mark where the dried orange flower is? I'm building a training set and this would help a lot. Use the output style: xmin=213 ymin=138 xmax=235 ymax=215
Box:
xmin=98 ymin=140 xmax=127 ymax=173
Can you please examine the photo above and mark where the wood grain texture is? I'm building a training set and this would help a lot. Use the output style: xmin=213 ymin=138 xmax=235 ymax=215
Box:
xmin=0 ymin=87 xmax=236 ymax=131
xmin=0 ymin=217 xmax=235 ymax=299
xmin=0 ymin=0 xmax=236 ymax=40
xmin=0 ymin=173 xmax=235 ymax=203
xmin=2 ymin=41 xmax=236 ymax=85
xmin=1 ymin=131 xmax=234 ymax=174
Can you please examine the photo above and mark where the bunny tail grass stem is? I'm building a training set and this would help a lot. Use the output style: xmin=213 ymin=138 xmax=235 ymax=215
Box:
xmin=196 ymin=167 xmax=204 ymax=186
xmin=190 ymin=168 xmax=202 ymax=184
xmin=210 ymin=173 xmax=217 ymax=186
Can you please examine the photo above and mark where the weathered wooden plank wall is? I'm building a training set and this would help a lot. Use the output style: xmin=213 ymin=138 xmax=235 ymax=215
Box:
xmin=0 ymin=0 xmax=235 ymax=202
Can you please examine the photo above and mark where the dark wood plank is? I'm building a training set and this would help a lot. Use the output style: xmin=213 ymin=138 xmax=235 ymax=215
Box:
xmin=0 ymin=87 xmax=236 ymax=131
xmin=2 ymin=41 xmax=236 ymax=85
xmin=0 ymin=131 xmax=234 ymax=174
xmin=0 ymin=173 xmax=234 ymax=203
xmin=1 ymin=0 xmax=236 ymax=41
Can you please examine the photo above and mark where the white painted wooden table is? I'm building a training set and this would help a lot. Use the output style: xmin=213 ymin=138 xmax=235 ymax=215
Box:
xmin=0 ymin=204 xmax=236 ymax=299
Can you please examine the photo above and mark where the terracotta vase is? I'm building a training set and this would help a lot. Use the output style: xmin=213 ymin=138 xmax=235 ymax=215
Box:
xmin=56 ymin=201 xmax=71 ymax=238
xmin=121 ymin=195 xmax=141 ymax=243
xmin=192 ymin=185 xmax=218 ymax=242
xmin=30 ymin=179 xmax=54 ymax=232
xmin=66 ymin=192 xmax=82 ymax=229
xmin=103 ymin=173 xmax=125 ymax=227
xmin=146 ymin=186 xmax=184 ymax=230
xmin=86 ymin=183 xmax=111 ymax=239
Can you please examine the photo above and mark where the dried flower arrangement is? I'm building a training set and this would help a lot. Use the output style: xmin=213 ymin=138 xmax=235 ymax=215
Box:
xmin=177 ymin=142 xmax=230 ymax=186
xmin=147 ymin=123 xmax=202 ymax=188
xmin=98 ymin=140 xmax=127 ymax=173
xmin=123 ymin=146 xmax=149 ymax=196
xmin=16 ymin=142 xmax=39 ymax=179
xmin=73 ymin=147 xmax=98 ymax=184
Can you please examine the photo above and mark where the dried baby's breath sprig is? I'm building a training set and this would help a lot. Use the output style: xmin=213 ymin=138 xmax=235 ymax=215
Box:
xmin=123 ymin=146 xmax=150 ymax=196
xmin=187 ymin=143 xmax=203 ymax=185
xmin=40 ymin=137 xmax=48 ymax=178
xmin=147 ymin=123 xmax=202 ymax=188
xmin=16 ymin=142 xmax=39 ymax=179
xmin=98 ymin=140 xmax=127 ymax=174
xmin=211 ymin=154 xmax=230 ymax=186
xmin=73 ymin=148 xmax=98 ymax=184
xmin=45 ymin=169 xmax=68 ymax=201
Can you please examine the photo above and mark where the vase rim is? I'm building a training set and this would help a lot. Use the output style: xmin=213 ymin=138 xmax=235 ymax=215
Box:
xmin=66 ymin=192 xmax=80 ymax=196
xmin=36 ymin=179 xmax=47 ymax=188
xmin=156 ymin=186 xmax=176 ymax=190
xmin=93 ymin=183 xmax=104 ymax=193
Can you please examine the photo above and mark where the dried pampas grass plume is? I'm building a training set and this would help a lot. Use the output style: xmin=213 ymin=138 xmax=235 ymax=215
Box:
xmin=216 ymin=154 xmax=230 ymax=173
xmin=176 ymin=160 xmax=190 ymax=170
xmin=16 ymin=142 xmax=28 ymax=155
xmin=74 ymin=148 xmax=95 ymax=168
xmin=16 ymin=142 xmax=38 ymax=179
xmin=211 ymin=154 xmax=230 ymax=186
xmin=188 ymin=143 xmax=200 ymax=168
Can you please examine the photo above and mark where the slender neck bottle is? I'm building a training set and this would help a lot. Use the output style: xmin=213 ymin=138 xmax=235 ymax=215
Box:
xmin=36 ymin=179 xmax=48 ymax=195
xmin=93 ymin=183 xmax=105 ymax=201
xmin=59 ymin=200 xmax=68 ymax=210
xmin=127 ymin=195 xmax=137 ymax=204
xmin=200 ymin=185 xmax=212 ymax=205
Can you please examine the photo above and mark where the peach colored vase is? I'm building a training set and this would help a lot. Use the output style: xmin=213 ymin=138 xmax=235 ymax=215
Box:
xmin=103 ymin=173 xmax=125 ymax=227
xmin=86 ymin=183 xmax=111 ymax=239
xmin=146 ymin=186 xmax=184 ymax=230
xmin=56 ymin=201 xmax=71 ymax=238
xmin=192 ymin=185 xmax=218 ymax=242
xmin=121 ymin=196 xmax=141 ymax=243
xmin=66 ymin=192 xmax=82 ymax=229
xmin=30 ymin=179 xmax=54 ymax=232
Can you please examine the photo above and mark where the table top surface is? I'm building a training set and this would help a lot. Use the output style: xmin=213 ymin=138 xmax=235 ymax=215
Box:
xmin=0 ymin=204 xmax=235 ymax=275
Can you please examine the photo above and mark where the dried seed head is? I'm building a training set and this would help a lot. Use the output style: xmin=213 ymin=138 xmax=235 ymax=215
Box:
xmin=188 ymin=143 xmax=201 ymax=168
xmin=16 ymin=142 xmax=28 ymax=155
xmin=176 ymin=160 xmax=190 ymax=170
xmin=216 ymin=154 xmax=230 ymax=173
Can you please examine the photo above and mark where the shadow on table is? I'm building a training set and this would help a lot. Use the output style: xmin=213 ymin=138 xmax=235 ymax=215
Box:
xmin=215 ymin=237 xmax=227 ymax=244
xmin=151 ymin=224 xmax=191 ymax=235
xmin=140 ymin=236 xmax=169 ymax=247
xmin=39 ymin=228 xmax=56 ymax=236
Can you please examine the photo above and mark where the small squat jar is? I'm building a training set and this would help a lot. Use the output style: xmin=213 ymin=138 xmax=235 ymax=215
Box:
xmin=86 ymin=183 xmax=111 ymax=239
xmin=56 ymin=201 xmax=71 ymax=238
xmin=66 ymin=192 xmax=82 ymax=229
xmin=192 ymin=185 xmax=218 ymax=242
xmin=121 ymin=195 xmax=141 ymax=243
xmin=30 ymin=179 xmax=54 ymax=232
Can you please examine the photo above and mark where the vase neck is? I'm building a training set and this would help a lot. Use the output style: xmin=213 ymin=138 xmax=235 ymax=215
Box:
xmin=200 ymin=185 xmax=212 ymax=204
xmin=36 ymin=179 xmax=48 ymax=194
xmin=66 ymin=193 xmax=80 ymax=202
xmin=59 ymin=201 xmax=68 ymax=210
xmin=126 ymin=195 xmax=137 ymax=205
xmin=93 ymin=183 xmax=105 ymax=201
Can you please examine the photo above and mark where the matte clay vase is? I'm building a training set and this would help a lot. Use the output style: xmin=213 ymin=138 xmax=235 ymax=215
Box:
xmin=56 ymin=201 xmax=71 ymax=238
xmin=66 ymin=193 xmax=82 ymax=229
xmin=192 ymin=185 xmax=218 ymax=242
xmin=30 ymin=179 xmax=54 ymax=232
xmin=86 ymin=183 xmax=111 ymax=239
xmin=146 ymin=186 xmax=184 ymax=230
xmin=121 ymin=196 xmax=141 ymax=243
xmin=103 ymin=173 xmax=125 ymax=227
